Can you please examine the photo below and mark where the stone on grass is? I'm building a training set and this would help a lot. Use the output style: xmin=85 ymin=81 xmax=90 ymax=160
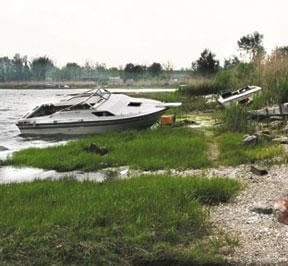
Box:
xmin=241 ymin=135 xmax=258 ymax=145
xmin=274 ymin=198 xmax=288 ymax=225
xmin=273 ymin=137 xmax=288 ymax=145
xmin=87 ymin=143 xmax=108 ymax=156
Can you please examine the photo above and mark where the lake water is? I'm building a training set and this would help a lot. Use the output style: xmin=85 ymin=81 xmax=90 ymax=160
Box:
xmin=0 ymin=88 xmax=176 ymax=183
xmin=0 ymin=88 xmax=85 ymax=159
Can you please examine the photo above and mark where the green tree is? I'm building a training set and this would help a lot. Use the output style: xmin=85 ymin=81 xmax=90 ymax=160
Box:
xmin=237 ymin=31 xmax=265 ymax=58
xmin=31 ymin=56 xmax=54 ymax=80
xmin=192 ymin=49 xmax=220 ymax=75
xmin=61 ymin=62 xmax=82 ymax=80
xmin=147 ymin=62 xmax=162 ymax=77
xmin=123 ymin=63 xmax=147 ymax=80
xmin=0 ymin=57 xmax=13 ymax=81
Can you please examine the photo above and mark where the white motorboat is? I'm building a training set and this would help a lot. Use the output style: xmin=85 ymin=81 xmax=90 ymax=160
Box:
xmin=16 ymin=88 xmax=181 ymax=135
xmin=217 ymin=86 xmax=262 ymax=106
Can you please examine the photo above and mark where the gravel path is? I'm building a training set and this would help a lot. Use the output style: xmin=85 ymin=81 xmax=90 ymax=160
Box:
xmin=200 ymin=164 xmax=288 ymax=265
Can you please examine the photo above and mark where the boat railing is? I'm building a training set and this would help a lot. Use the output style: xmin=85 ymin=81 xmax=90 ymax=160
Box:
xmin=67 ymin=87 xmax=111 ymax=101
xmin=52 ymin=88 xmax=112 ymax=115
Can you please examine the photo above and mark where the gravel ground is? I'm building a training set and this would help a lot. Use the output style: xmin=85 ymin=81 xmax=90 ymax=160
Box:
xmin=141 ymin=164 xmax=286 ymax=265
xmin=190 ymin=164 xmax=288 ymax=265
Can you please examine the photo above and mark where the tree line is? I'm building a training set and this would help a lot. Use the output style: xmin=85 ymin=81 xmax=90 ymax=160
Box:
xmin=0 ymin=56 xmax=170 ymax=82
xmin=1 ymin=31 xmax=286 ymax=82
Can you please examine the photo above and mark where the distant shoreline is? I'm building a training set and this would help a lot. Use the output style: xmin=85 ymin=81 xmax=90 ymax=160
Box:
xmin=0 ymin=80 xmax=176 ymax=90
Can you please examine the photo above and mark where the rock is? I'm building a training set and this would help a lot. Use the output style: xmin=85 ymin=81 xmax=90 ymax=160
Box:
xmin=0 ymin=146 xmax=8 ymax=151
xmin=86 ymin=143 xmax=108 ymax=156
xmin=182 ymin=119 xmax=197 ymax=125
xmin=270 ymin=116 xmax=283 ymax=121
xmin=241 ymin=135 xmax=258 ymax=145
xmin=273 ymin=137 xmax=288 ymax=144
xmin=258 ymin=133 xmax=273 ymax=142
xmin=274 ymin=199 xmax=288 ymax=225
xmin=251 ymin=207 xmax=273 ymax=215
xmin=251 ymin=165 xmax=268 ymax=176
xmin=270 ymin=120 xmax=283 ymax=129
xmin=261 ymin=130 xmax=271 ymax=135
xmin=282 ymin=124 xmax=288 ymax=134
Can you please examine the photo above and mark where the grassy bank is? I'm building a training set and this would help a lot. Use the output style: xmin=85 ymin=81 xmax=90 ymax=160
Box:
xmin=0 ymin=175 xmax=241 ymax=265
xmin=4 ymin=126 xmax=285 ymax=171
xmin=6 ymin=128 xmax=212 ymax=171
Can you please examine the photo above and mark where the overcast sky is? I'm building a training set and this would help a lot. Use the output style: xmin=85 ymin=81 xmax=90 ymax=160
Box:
xmin=0 ymin=0 xmax=287 ymax=69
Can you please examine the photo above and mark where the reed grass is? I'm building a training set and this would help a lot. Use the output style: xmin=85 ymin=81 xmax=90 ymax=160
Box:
xmin=0 ymin=175 xmax=241 ymax=265
xmin=216 ymin=104 xmax=255 ymax=134
xmin=6 ymin=128 xmax=212 ymax=171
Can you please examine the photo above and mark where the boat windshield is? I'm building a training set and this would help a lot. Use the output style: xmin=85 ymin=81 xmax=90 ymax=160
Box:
xmin=26 ymin=104 xmax=64 ymax=118
xmin=26 ymin=103 xmax=92 ymax=118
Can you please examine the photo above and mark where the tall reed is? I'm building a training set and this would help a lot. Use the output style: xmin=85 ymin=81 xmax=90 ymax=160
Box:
xmin=217 ymin=104 xmax=255 ymax=134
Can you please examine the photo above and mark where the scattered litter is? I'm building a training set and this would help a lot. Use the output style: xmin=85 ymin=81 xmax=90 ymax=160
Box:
xmin=160 ymin=115 xmax=176 ymax=125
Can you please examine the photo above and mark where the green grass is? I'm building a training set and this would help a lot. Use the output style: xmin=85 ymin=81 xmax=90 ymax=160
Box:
xmin=6 ymin=127 xmax=212 ymax=171
xmin=217 ymin=132 xmax=285 ymax=166
xmin=0 ymin=175 xmax=241 ymax=265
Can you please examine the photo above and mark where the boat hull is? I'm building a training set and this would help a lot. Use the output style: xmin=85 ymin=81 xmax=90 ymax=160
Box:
xmin=17 ymin=110 xmax=165 ymax=135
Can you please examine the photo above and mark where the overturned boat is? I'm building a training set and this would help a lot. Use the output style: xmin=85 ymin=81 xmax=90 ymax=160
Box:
xmin=218 ymin=86 xmax=262 ymax=106
xmin=16 ymin=88 xmax=181 ymax=135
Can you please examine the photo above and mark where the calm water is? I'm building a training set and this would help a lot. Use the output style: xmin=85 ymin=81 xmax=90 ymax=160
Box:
xmin=0 ymin=88 xmax=86 ymax=159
